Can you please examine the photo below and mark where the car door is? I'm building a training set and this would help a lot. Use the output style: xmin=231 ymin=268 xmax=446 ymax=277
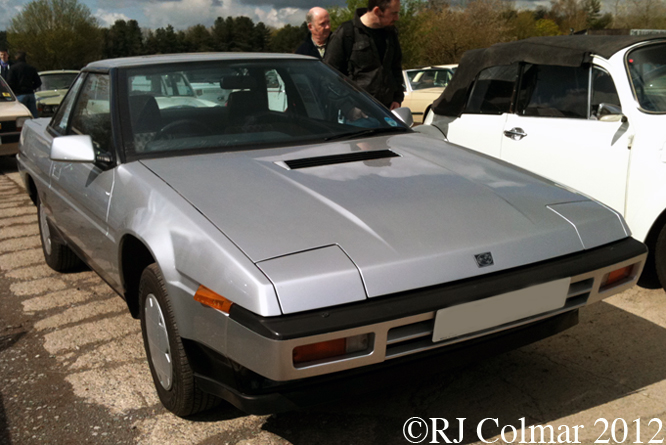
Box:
xmin=501 ymin=63 xmax=631 ymax=213
xmin=47 ymin=73 xmax=118 ymax=279
xmin=446 ymin=65 xmax=518 ymax=158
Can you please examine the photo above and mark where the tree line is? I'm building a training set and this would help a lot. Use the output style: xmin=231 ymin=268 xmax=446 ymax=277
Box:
xmin=2 ymin=0 xmax=666 ymax=72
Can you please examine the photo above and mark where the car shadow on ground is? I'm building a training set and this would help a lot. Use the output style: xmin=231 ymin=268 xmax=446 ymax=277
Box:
xmin=0 ymin=333 xmax=25 ymax=445
xmin=196 ymin=296 xmax=666 ymax=444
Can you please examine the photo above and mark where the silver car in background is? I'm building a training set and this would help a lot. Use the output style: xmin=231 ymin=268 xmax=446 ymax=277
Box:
xmin=17 ymin=53 xmax=647 ymax=417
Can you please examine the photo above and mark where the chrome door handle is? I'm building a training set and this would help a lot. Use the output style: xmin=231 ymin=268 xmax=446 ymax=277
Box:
xmin=504 ymin=127 xmax=527 ymax=141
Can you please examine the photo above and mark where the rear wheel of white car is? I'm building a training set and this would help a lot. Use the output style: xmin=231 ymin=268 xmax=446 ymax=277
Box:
xmin=655 ymin=226 xmax=666 ymax=290
xmin=139 ymin=263 xmax=219 ymax=417
xmin=37 ymin=199 xmax=82 ymax=272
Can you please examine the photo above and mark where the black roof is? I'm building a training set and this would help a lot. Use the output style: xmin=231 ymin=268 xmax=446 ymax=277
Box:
xmin=432 ymin=35 xmax=666 ymax=117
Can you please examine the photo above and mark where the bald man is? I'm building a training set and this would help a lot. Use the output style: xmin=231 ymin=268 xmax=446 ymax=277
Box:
xmin=295 ymin=7 xmax=331 ymax=59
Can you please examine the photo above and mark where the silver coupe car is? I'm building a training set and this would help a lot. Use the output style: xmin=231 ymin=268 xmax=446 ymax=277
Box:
xmin=17 ymin=53 xmax=647 ymax=417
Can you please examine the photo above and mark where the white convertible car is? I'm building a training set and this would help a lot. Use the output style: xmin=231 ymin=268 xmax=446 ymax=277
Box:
xmin=424 ymin=35 xmax=666 ymax=290
xmin=17 ymin=53 xmax=646 ymax=416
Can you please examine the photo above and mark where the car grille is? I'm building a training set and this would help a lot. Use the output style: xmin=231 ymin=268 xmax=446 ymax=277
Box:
xmin=384 ymin=277 xmax=593 ymax=359
xmin=0 ymin=120 xmax=17 ymax=134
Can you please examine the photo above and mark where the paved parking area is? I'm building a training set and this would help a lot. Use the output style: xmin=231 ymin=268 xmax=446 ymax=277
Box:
xmin=1 ymin=156 xmax=666 ymax=445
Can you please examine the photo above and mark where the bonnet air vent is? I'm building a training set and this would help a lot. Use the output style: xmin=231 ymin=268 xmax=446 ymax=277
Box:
xmin=283 ymin=150 xmax=400 ymax=170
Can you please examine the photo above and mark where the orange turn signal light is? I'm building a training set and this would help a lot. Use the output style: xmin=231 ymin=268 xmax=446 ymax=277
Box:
xmin=194 ymin=285 xmax=233 ymax=313
xmin=601 ymin=265 xmax=634 ymax=290
xmin=293 ymin=339 xmax=347 ymax=365
xmin=293 ymin=334 xmax=371 ymax=366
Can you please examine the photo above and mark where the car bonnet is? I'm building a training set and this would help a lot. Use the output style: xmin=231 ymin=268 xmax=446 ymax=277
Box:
xmin=140 ymin=133 xmax=629 ymax=300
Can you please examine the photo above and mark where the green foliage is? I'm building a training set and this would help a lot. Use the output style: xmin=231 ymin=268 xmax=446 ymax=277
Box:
xmin=7 ymin=0 xmax=101 ymax=70
xmin=535 ymin=18 xmax=561 ymax=35
xmin=102 ymin=20 xmax=143 ymax=59
xmin=269 ymin=23 xmax=308 ymax=53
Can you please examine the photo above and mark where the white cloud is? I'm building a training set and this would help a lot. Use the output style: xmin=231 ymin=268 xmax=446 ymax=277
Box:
xmin=140 ymin=0 xmax=305 ymax=29
xmin=255 ymin=6 xmax=303 ymax=28
xmin=0 ymin=0 xmax=25 ymax=30
xmin=95 ymin=9 xmax=132 ymax=27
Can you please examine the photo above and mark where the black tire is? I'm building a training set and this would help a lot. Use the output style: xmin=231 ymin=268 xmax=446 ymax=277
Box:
xmin=37 ymin=198 xmax=82 ymax=272
xmin=139 ymin=263 xmax=220 ymax=417
xmin=655 ymin=225 xmax=666 ymax=291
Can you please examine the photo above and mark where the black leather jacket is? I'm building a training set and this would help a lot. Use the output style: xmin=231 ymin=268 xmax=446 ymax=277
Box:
xmin=324 ymin=8 xmax=404 ymax=107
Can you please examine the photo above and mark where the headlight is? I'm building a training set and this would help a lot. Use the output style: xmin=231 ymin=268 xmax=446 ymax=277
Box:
xmin=16 ymin=116 xmax=30 ymax=130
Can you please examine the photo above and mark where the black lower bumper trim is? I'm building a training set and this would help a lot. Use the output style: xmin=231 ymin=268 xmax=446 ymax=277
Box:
xmin=230 ymin=237 xmax=645 ymax=340
xmin=192 ymin=309 xmax=578 ymax=414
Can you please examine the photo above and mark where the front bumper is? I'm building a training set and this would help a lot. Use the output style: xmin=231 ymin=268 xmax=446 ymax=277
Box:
xmin=0 ymin=132 xmax=20 ymax=156
xmin=186 ymin=237 xmax=646 ymax=413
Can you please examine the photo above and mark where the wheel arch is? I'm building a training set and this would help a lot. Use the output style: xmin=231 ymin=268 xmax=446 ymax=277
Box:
xmin=119 ymin=234 xmax=156 ymax=318
xmin=24 ymin=173 xmax=38 ymax=206
xmin=637 ymin=207 xmax=666 ymax=288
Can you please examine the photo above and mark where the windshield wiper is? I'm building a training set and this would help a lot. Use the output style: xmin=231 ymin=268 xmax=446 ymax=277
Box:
xmin=324 ymin=126 xmax=409 ymax=141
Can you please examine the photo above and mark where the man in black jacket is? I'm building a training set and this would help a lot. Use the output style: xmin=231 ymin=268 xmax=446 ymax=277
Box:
xmin=7 ymin=51 xmax=41 ymax=117
xmin=0 ymin=49 xmax=10 ymax=80
xmin=295 ymin=7 xmax=331 ymax=60
xmin=323 ymin=0 xmax=403 ymax=110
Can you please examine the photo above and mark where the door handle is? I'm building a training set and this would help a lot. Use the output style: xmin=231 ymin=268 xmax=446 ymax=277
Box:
xmin=504 ymin=127 xmax=527 ymax=141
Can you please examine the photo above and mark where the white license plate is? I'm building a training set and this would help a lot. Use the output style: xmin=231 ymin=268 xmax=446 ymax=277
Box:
xmin=432 ymin=278 xmax=570 ymax=343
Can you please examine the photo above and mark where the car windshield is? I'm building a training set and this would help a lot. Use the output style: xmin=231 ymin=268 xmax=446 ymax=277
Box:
xmin=39 ymin=73 xmax=78 ymax=91
xmin=406 ymin=68 xmax=453 ymax=90
xmin=626 ymin=43 xmax=666 ymax=113
xmin=123 ymin=59 xmax=408 ymax=157
xmin=0 ymin=76 xmax=14 ymax=102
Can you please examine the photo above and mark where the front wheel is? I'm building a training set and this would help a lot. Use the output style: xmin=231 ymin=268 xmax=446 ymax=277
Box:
xmin=37 ymin=199 xmax=82 ymax=271
xmin=139 ymin=264 xmax=219 ymax=417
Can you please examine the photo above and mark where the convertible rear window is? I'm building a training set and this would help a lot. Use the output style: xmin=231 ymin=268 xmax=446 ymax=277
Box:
xmin=464 ymin=65 xmax=517 ymax=115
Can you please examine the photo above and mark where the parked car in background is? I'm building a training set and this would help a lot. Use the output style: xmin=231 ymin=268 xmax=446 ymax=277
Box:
xmin=423 ymin=35 xmax=666 ymax=290
xmin=0 ymin=74 xmax=32 ymax=155
xmin=402 ymin=65 xmax=456 ymax=124
xmin=17 ymin=53 xmax=646 ymax=417
xmin=35 ymin=70 xmax=79 ymax=117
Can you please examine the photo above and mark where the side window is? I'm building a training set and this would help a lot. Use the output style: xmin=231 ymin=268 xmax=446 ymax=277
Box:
xmin=50 ymin=74 xmax=86 ymax=134
xmin=465 ymin=65 xmax=518 ymax=115
xmin=69 ymin=74 xmax=112 ymax=153
xmin=266 ymin=69 xmax=287 ymax=112
xmin=517 ymin=64 xmax=588 ymax=118
xmin=591 ymin=67 xmax=622 ymax=118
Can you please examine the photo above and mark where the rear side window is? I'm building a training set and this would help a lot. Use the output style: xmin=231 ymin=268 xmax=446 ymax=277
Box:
xmin=464 ymin=65 xmax=518 ymax=115
xmin=517 ymin=64 xmax=589 ymax=118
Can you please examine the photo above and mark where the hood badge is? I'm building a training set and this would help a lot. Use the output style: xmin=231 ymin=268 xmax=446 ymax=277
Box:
xmin=474 ymin=252 xmax=494 ymax=268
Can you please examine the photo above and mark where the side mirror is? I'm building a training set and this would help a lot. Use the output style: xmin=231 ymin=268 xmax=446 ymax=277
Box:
xmin=392 ymin=107 xmax=414 ymax=127
xmin=596 ymin=103 xmax=627 ymax=123
xmin=51 ymin=135 xmax=95 ymax=162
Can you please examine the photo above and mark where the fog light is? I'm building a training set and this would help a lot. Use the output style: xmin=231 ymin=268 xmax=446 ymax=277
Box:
xmin=293 ymin=334 xmax=371 ymax=366
xmin=600 ymin=264 xmax=634 ymax=291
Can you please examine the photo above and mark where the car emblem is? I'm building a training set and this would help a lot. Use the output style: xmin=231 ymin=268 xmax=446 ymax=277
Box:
xmin=474 ymin=252 xmax=494 ymax=268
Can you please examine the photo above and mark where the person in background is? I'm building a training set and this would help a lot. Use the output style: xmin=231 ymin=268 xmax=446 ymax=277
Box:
xmin=0 ymin=49 xmax=10 ymax=80
xmin=7 ymin=51 xmax=41 ymax=118
xmin=323 ymin=0 xmax=403 ymax=110
xmin=295 ymin=7 xmax=331 ymax=60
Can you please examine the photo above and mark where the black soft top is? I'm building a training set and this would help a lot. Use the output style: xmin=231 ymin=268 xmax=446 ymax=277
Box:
xmin=432 ymin=35 xmax=666 ymax=117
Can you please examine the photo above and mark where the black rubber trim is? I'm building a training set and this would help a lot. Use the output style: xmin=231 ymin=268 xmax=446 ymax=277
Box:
xmin=229 ymin=237 xmax=646 ymax=340
xmin=283 ymin=149 xmax=399 ymax=170
xmin=194 ymin=309 xmax=578 ymax=414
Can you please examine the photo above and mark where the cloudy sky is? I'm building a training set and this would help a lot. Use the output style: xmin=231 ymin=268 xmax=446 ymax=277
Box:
xmin=0 ymin=0 xmax=348 ymax=31
xmin=0 ymin=0 xmax=549 ymax=31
